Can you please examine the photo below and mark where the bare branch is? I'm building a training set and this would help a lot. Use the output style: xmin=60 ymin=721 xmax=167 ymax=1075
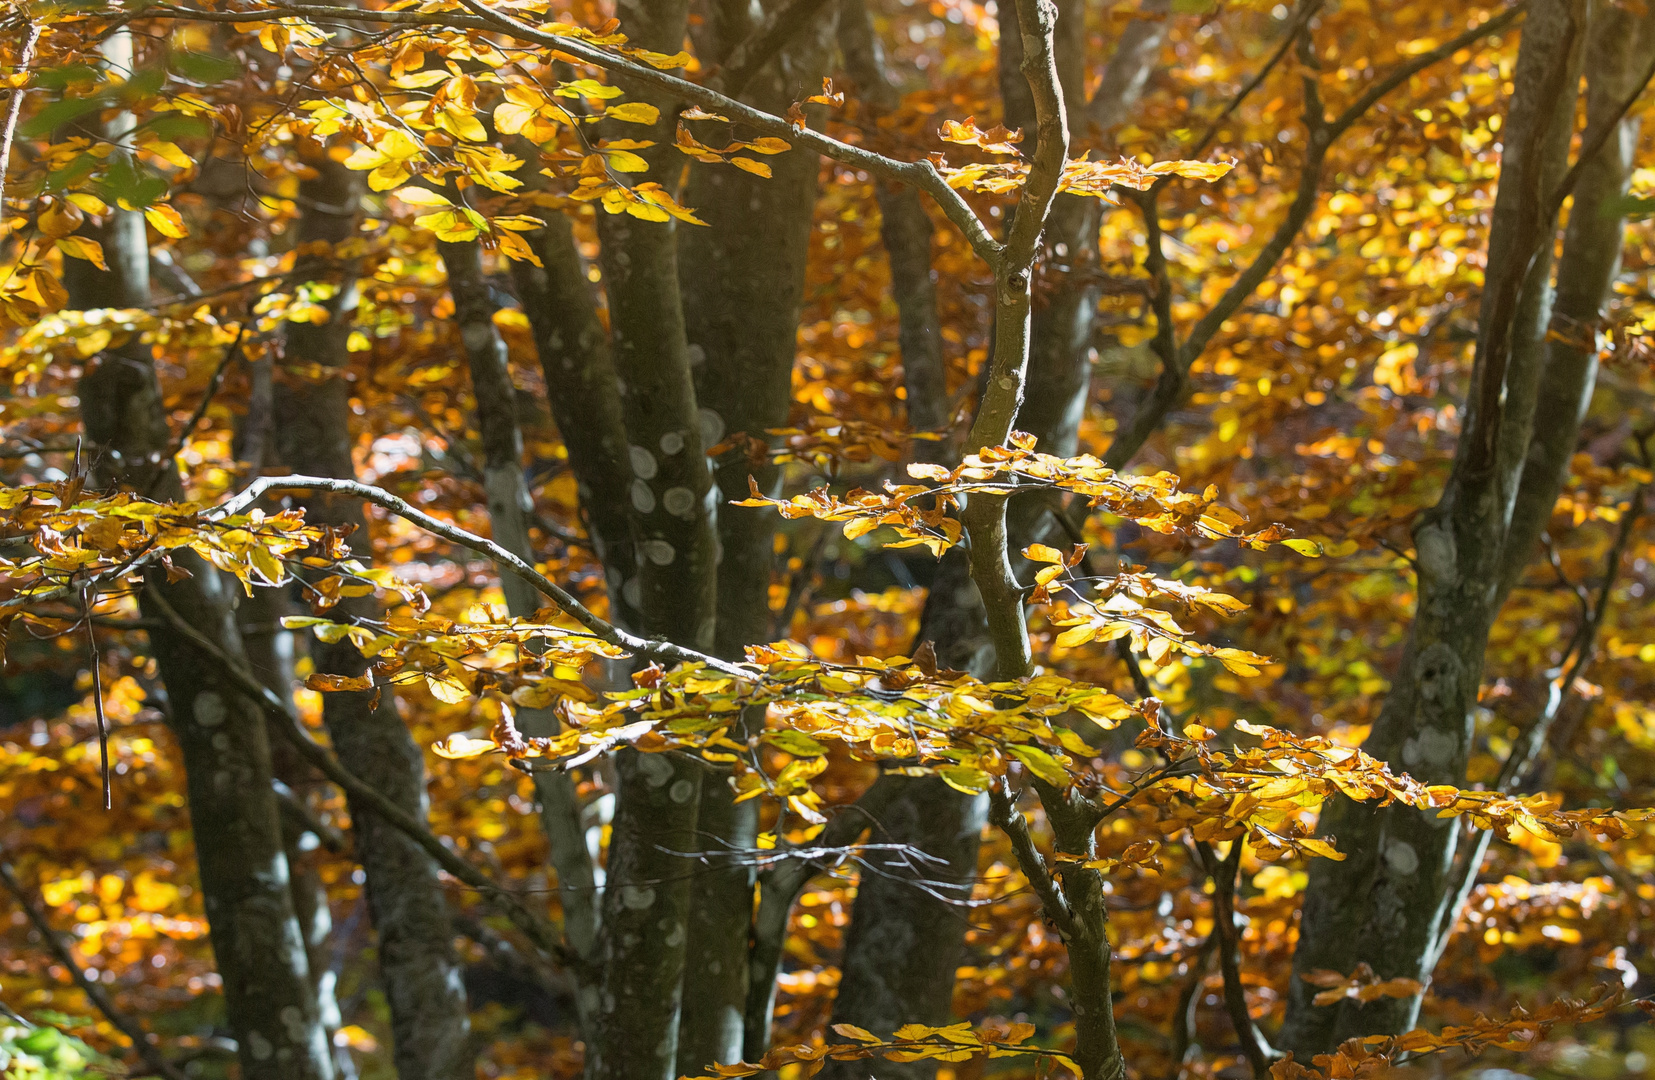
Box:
xmin=227 ymin=474 xmax=748 ymax=677
xmin=987 ymin=778 xmax=1076 ymax=935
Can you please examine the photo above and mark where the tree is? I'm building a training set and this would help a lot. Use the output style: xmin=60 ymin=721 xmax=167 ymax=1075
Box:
xmin=4 ymin=1 xmax=1655 ymax=1080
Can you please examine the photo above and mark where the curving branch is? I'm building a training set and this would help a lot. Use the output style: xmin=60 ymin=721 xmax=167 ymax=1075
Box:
xmin=222 ymin=474 xmax=748 ymax=678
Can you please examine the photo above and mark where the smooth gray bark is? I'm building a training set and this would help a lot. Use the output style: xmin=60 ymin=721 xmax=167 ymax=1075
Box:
xmin=66 ymin=104 xmax=334 ymax=1076
xmin=674 ymin=0 xmax=838 ymax=1067
xmin=273 ymin=155 xmax=473 ymax=1080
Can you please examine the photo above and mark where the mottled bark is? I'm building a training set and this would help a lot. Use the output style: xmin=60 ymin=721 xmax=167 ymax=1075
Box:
xmin=1282 ymin=0 xmax=1591 ymax=1053
xmin=817 ymin=778 xmax=987 ymax=1080
xmin=273 ymin=155 xmax=472 ymax=1080
xmin=67 ymin=74 xmax=333 ymax=1072
xmin=510 ymin=215 xmax=640 ymax=628
xmin=586 ymin=749 xmax=703 ymax=1080
xmin=1498 ymin=8 xmax=1652 ymax=604
xmin=440 ymin=234 xmax=602 ymax=1022
xmin=823 ymin=0 xmax=1131 ymax=1057
xmin=240 ymin=584 xmax=355 ymax=1080
xmin=578 ymin=0 xmax=714 ymax=1075
xmin=673 ymin=2 xmax=838 ymax=1066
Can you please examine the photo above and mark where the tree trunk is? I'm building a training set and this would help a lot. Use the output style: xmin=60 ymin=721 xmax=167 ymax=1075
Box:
xmin=66 ymin=51 xmax=334 ymax=1069
xmin=510 ymin=214 xmax=641 ymax=630
xmin=273 ymin=155 xmax=473 ymax=1080
xmin=581 ymin=0 xmax=715 ymax=1074
xmin=821 ymin=1 xmax=1170 ymax=1057
xmin=672 ymin=1 xmax=838 ymax=1067
xmin=440 ymin=234 xmax=604 ymax=1027
xmin=1281 ymin=0 xmax=1591 ymax=1052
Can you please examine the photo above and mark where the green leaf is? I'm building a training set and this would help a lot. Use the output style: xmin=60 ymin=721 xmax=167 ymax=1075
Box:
xmin=1008 ymin=743 xmax=1069 ymax=787
xmin=33 ymin=65 xmax=101 ymax=90
xmin=170 ymin=49 xmax=243 ymax=84
xmin=766 ymin=729 xmax=828 ymax=757
xmin=95 ymin=154 xmax=169 ymax=209
xmin=137 ymin=113 xmax=212 ymax=142
xmin=20 ymin=95 xmax=106 ymax=138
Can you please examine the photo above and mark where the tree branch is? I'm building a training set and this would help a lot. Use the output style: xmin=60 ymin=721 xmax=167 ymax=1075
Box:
xmin=1105 ymin=5 xmax=1523 ymax=470
xmin=226 ymin=474 xmax=747 ymax=677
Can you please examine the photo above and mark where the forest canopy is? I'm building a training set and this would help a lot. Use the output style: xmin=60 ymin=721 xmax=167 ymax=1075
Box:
xmin=2 ymin=0 xmax=1655 ymax=1079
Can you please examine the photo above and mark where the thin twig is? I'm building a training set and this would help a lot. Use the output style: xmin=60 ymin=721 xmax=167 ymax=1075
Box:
xmin=81 ymin=585 xmax=112 ymax=810
xmin=226 ymin=474 xmax=749 ymax=677
xmin=151 ymin=321 xmax=248 ymax=494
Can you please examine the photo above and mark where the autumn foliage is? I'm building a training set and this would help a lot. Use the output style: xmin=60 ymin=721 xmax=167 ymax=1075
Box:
xmin=4 ymin=0 xmax=1655 ymax=1079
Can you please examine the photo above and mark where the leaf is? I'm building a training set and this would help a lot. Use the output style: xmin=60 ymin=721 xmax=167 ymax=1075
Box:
xmin=1008 ymin=743 xmax=1068 ymax=787
xmin=21 ymin=95 xmax=106 ymax=138
xmin=767 ymin=730 xmax=828 ymax=757
xmin=603 ymin=149 xmax=651 ymax=173
xmin=833 ymin=1025 xmax=882 ymax=1045
xmin=432 ymin=733 xmax=497 ymax=758
xmin=729 ymin=156 xmax=772 ymax=178
xmin=1023 ymin=544 xmax=1065 ymax=563
xmin=306 ymin=673 xmax=374 ymax=692
xmin=56 ymin=235 xmax=107 ymax=270
xmin=392 ymin=186 xmax=454 ymax=207
xmin=606 ymin=102 xmax=661 ymax=124
xmin=425 ymin=673 xmax=472 ymax=703
xmin=143 ymin=204 xmax=188 ymax=239
xmin=1281 ymin=538 xmax=1324 ymax=557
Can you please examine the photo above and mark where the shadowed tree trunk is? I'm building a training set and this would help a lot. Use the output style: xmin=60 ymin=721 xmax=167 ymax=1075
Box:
xmin=675 ymin=0 xmax=839 ymax=1065
xmin=1282 ymin=0 xmax=1604 ymax=1052
xmin=819 ymin=6 xmax=1165 ymax=1066
xmin=65 ymin=36 xmax=334 ymax=1074
xmin=273 ymin=154 xmax=473 ymax=1080
xmin=581 ymin=0 xmax=714 ymax=1072
xmin=438 ymin=233 xmax=604 ymax=1029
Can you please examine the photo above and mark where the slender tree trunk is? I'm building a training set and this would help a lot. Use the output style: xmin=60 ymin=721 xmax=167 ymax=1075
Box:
xmin=838 ymin=0 xmax=949 ymax=455
xmin=439 ymin=234 xmax=604 ymax=1028
xmin=668 ymin=2 xmax=839 ymax=1068
xmin=509 ymin=214 xmax=641 ymax=629
xmin=66 ymin=39 xmax=333 ymax=1070
xmin=1282 ymin=0 xmax=1592 ymax=1052
xmin=241 ymin=584 xmax=357 ymax=1080
xmin=580 ymin=0 xmax=715 ymax=1073
xmin=273 ymin=155 xmax=473 ymax=1080
xmin=821 ymin=3 xmax=1169 ymax=1060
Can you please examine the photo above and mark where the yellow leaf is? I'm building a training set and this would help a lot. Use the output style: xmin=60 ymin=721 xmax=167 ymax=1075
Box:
xmin=425 ymin=673 xmax=472 ymax=704
xmin=1282 ymin=538 xmax=1323 ymax=557
xmin=1023 ymin=543 xmax=1065 ymax=563
xmin=606 ymin=102 xmax=661 ymax=124
xmin=729 ymin=156 xmax=772 ymax=178
xmin=392 ymin=186 xmax=453 ymax=207
xmin=604 ymin=149 xmax=651 ymax=173
xmin=1008 ymin=743 xmax=1068 ymax=787
xmin=1054 ymin=624 xmax=1096 ymax=649
xmin=432 ymin=733 xmax=496 ymax=758
xmin=56 ymin=235 xmax=107 ymax=270
xmin=143 ymin=204 xmax=188 ymax=239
